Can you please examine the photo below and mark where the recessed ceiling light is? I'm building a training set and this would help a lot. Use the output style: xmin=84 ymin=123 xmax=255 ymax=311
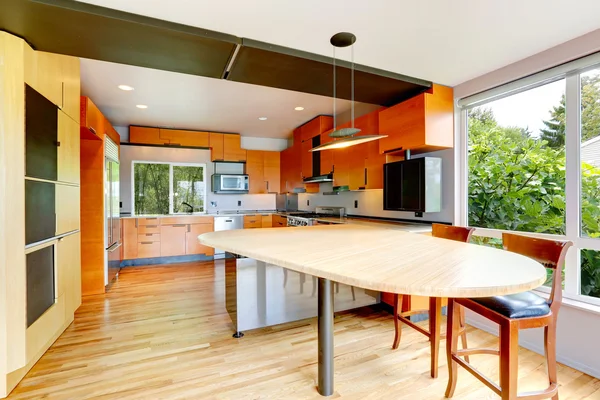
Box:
xmin=118 ymin=85 xmax=134 ymax=91
xmin=136 ymin=104 xmax=148 ymax=109
xmin=294 ymin=106 xmax=304 ymax=111
xmin=258 ymin=117 xmax=267 ymax=121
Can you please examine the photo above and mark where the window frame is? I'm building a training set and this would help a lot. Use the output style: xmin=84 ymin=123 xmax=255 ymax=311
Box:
xmin=131 ymin=160 xmax=207 ymax=216
xmin=456 ymin=51 xmax=600 ymax=306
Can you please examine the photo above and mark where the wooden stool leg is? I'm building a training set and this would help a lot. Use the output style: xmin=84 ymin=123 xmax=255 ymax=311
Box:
xmin=392 ymin=294 xmax=404 ymax=350
xmin=545 ymin=321 xmax=558 ymax=400
xmin=351 ymin=286 xmax=356 ymax=301
xmin=429 ymin=296 xmax=442 ymax=378
xmin=499 ymin=320 xmax=519 ymax=400
xmin=458 ymin=306 xmax=470 ymax=363
xmin=445 ymin=299 xmax=459 ymax=398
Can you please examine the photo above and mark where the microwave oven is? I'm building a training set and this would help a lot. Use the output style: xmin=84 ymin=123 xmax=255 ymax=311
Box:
xmin=212 ymin=174 xmax=249 ymax=194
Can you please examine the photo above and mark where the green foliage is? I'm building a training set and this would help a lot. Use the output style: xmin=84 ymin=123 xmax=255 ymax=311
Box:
xmin=172 ymin=166 xmax=205 ymax=213
xmin=134 ymin=163 xmax=169 ymax=215
xmin=468 ymin=103 xmax=600 ymax=298
xmin=540 ymin=95 xmax=565 ymax=148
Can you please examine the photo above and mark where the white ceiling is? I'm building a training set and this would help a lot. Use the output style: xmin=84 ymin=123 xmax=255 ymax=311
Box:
xmin=80 ymin=58 xmax=367 ymax=139
xmin=76 ymin=0 xmax=600 ymax=86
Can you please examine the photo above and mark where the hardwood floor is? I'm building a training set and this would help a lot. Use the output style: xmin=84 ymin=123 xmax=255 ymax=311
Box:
xmin=7 ymin=261 xmax=600 ymax=399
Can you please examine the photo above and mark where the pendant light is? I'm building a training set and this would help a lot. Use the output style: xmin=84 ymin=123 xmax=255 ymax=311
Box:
xmin=310 ymin=32 xmax=387 ymax=152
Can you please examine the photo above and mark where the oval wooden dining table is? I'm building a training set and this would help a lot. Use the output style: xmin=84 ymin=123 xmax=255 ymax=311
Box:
xmin=199 ymin=224 xmax=547 ymax=397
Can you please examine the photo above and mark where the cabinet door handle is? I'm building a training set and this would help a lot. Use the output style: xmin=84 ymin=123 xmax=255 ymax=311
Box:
xmin=146 ymin=234 xmax=153 ymax=236
xmin=135 ymin=219 xmax=138 ymax=228
xmin=89 ymin=127 xmax=97 ymax=135
xmin=173 ymin=224 xmax=186 ymax=227
xmin=364 ymin=167 xmax=367 ymax=186
xmin=147 ymin=225 xmax=158 ymax=228
xmin=146 ymin=218 xmax=158 ymax=220
xmin=141 ymin=241 xmax=153 ymax=245
xmin=55 ymin=141 xmax=61 ymax=147
xmin=187 ymin=225 xmax=191 ymax=233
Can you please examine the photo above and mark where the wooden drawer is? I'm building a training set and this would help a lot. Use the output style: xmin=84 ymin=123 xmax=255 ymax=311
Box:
xmin=261 ymin=214 xmax=273 ymax=228
xmin=160 ymin=216 xmax=214 ymax=225
xmin=138 ymin=233 xmax=160 ymax=243
xmin=138 ymin=217 xmax=161 ymax=226
xmin=243 ymin=215 xmax=262 ymax=229
xmin=138 ymin=225 xmax=160 ymax=234
xmin=137 ymin=241 xmax=160 ymax=258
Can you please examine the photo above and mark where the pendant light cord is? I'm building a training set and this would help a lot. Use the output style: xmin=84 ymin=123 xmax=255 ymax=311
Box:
xmin=333 ymin=46 xmax=336 ymax=130
xmin=351 ymin=44 xmax=354 ymax=129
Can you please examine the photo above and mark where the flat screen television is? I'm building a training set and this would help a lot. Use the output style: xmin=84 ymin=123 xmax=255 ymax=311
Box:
xmin=383 ymin=157 xmax=441 ymax=213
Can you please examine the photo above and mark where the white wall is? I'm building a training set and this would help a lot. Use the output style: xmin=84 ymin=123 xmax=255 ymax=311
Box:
xmin=119 ymin=145 xmax=275 ymax=214
xmin=298 ymin=149 xmax=454 ymax=223
xmin=455 ymin=29 xmax=600 ymax=379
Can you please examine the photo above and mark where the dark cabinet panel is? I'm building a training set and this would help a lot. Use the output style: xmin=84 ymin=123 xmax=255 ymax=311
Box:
xmin=26 ymin=180 xmax=56 ymax=245
xmin=400 ymin=159 xmax=423 ymax=211
xmin=27 ymin=245 xmax=55 ymax=327
xmin=25 ymin=84 xmax=58 ymax=181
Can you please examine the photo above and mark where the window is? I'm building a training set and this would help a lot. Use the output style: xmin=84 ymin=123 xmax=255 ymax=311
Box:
xmin=133 ymin=162 xmax=206 ymax=215
xmin=459 ymin=53 xmax=600 ymax=305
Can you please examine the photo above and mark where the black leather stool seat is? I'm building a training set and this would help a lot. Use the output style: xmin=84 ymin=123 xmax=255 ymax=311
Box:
xmin=471 ymin=291 xmax=550 ymax=319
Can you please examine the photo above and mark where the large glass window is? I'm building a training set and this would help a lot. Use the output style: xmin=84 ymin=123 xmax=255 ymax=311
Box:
xmin=467 ymin=79 xmax=566 ymax=234
xmin=461 ymin=55 xmax=600 ymax=304
xmin=133 ymin=162 xmax=206 ymax=215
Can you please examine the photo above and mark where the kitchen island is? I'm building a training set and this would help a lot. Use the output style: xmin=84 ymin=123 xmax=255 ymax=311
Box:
xmin=199 ymin=224 xmax=546 ymax=396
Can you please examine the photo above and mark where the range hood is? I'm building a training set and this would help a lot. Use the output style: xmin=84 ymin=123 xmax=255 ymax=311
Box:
xmin=303 ymin=173 xmax=333 ymax=184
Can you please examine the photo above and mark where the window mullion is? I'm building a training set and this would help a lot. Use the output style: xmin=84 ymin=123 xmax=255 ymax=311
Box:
xmin=564 ymin=73 xmax=582 ymax=295
xmin=169 ymin=164 xmax=174 ymax=215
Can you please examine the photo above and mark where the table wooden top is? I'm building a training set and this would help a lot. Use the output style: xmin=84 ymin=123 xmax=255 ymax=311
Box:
xmin=199 ymin=225 xmax=547 ymax=298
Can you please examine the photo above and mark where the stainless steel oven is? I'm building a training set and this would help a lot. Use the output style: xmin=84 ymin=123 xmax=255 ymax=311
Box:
xmin=212 ymin=174 xmax=249 ymax=194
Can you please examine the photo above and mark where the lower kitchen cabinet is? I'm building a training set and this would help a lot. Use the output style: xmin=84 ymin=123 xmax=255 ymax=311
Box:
xmin=261 ymin=214 xmax=273 ymax=228
xmin=138 ymin=241 xmax=161 ymax=258
xmin=122 ymin=219 xmax=138 ymax=259
xmin=160 ymin=224 xmax=187 ymax=257
xmin=243 ymin=215 xmax=262 ymax=229
xmin=186 ymin=224 xmax=214 ymax=256
xmin=273 ymin=214 xmax=287 ymax=227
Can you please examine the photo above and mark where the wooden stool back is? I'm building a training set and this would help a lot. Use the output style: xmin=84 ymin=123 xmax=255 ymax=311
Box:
xmin=431 ymin=224 xmax=475 ymax=243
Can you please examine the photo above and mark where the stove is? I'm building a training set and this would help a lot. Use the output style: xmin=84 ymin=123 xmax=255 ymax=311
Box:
xmin=286 ymin=206 xmax=346 ymax=227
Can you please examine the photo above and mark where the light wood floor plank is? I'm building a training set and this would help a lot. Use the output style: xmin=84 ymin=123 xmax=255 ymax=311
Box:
xmin=6 ymin=261 xmax=598 ymax=399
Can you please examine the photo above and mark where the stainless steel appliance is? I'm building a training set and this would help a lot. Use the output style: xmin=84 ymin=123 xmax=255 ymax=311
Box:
xmin=212 ymin=174 xmax=249 ymax=194
xmin=214 ymin=215 xmax=244 ymax=257
xmin=286 ymin=206 xmax=346 ymax=227
xmin=105 ymin=138 xmax=121 ymax=287
xmin=276 ymin=193 xmax=299 ymax=211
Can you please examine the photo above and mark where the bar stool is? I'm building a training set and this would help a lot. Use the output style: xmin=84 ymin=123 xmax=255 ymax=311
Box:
xmin=445 ymin=233 xmax=572 ymax=400
xmin=392 ymin=224 xmax=474 ymax=378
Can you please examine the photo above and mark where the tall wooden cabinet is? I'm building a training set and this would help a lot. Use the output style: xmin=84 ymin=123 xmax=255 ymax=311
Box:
xmin=247 ymin=150 xmax=281 ymax=194
xmin=0 ymin=32 xmax=82 ymax=398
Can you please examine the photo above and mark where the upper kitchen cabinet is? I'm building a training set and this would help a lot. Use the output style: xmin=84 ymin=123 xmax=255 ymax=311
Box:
xmin=210 ymin=133 xmax=246 ymax=162
xmin=209 ymin=132 xmax=224 ymax=160
xmin=247 ymin=150 xmax=281 ymax=194
xmin=159 ymin=129 xmax=209 ymax=147
xmin=129 ymin=126 xmax=167 ymax=145
xmin=263 ymin=151 xmax=280 ymax=193
xmin=223 ymin=134 xmax=247 ymax=162
xmin=24 ymin=49 xmax=80 ymax=123
xmin=80 ymin=97 xmax=105 ymax=140
xmin=300 ymin=116 xmax=334 ymax=142
xmin=280 ymin=128 xmax=303 ymax=193
xmin=379 ymin=84 xmax=453 ymax=155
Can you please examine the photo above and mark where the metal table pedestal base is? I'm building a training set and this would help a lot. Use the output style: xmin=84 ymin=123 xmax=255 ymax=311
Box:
xmin=318 ymin=278 xmax=334 ymax=396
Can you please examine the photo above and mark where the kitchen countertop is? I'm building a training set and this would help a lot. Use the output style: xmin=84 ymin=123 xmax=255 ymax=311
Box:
xmin=199 ymin=224 xmax=546 ymax=298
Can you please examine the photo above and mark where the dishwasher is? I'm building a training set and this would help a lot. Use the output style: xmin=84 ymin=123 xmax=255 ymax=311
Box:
xmin=213 ymin=215 xmax=244 ymax=257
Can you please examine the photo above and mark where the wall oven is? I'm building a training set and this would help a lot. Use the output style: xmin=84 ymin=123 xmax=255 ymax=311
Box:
xmin=212 ymin=174 xmax=249 ymax=194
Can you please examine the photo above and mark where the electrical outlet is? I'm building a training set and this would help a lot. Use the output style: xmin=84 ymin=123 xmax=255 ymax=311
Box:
xmin=415 ymin=212 xmax=423 ymax=217
xmin=237 ymin=200 xmax=242 ymax=207
xmin=210 ymin=201 xmax=217 ymax=207
xmin=354 ymin=200 xmax=358 ymax=208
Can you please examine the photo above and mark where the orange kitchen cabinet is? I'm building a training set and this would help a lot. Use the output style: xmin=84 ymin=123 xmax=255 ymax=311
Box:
xmin=186 ymin=223 xmax=215 ymax=256
xmin=301 ymin=139 xmax=313 ymax=179
xmin=243 ymin=215 xmax=262 ymax=229
xmin=122 ymin=219 xmax=138 ymax=260
xmin=379 ymin=84 xmax=453 ymax=155
xmin=332 ymin=147 xmax=350 ymax=187
xmin=320 ymin=129 xmax=334 ymax=175
xmin=263 ymin=151 xmax=280 ymax=193
xmin=80 ymin=96 xmax=104 ymax=140
xmin=300 ymin=115 xmax=334 ymax=142
xmin=348 ymin=144 xmax=367 ymax=190
xmin=160 ymin=224 xmax=187 ymax=257
xmin=223 ymin=134 xmax=246 ymax=162
xmin=159 ymin=129 xmax=209 ymax=147
xmin=280 ymin=134 xmax=303 ymax=193
xmin=247 ymin=150 xmax=266 ymax=194
xmin=210 ymin=132 xmax=224 ymax=161
xmin=130 ymin=126 xmax=167 ymax=145
xmin=366 ymin=140 xmax=385 ymax=189
xmin=261 ymin=214 xmax=273 ymax=228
